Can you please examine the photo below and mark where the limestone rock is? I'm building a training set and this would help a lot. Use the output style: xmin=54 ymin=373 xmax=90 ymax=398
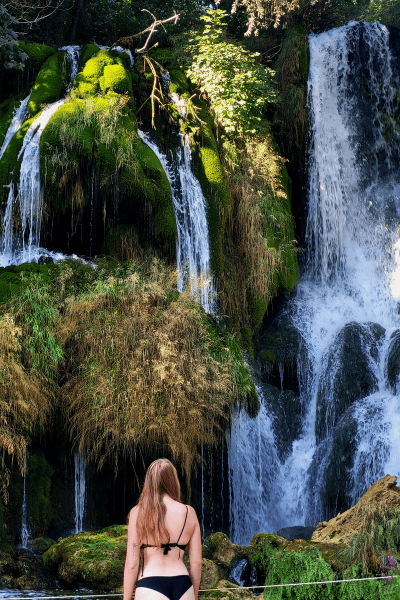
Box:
xmin=200 ymin=558 xmax=226 ymax=590
xmin=201 ymin=579 xmax=255 ymax=600
xmin=311 ymin=474 xmax=400 ymax=544
xmin=205 ymin=532 xmax=249 ymax=569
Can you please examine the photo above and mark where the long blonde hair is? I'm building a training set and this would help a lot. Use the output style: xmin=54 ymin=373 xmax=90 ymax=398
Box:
xmin=136 ymin=458 xmax=182 ymax=546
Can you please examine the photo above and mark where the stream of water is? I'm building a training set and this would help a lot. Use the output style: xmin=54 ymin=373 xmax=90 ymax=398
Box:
xmin=228 ymin=21 xmax=400 ymax=544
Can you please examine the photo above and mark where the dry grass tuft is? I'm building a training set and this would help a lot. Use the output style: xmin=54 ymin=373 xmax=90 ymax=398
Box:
xmin=220 ymin=135 xmax=297 ymax=337
xmin=57 ymin=259 xmax=239 ymax=481
xmin=0 ymin=313 xmax=49 ymax=481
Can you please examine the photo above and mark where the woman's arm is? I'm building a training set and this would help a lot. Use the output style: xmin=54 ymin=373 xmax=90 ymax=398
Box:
xmin=187 ymin=507 xmax=202 ymax=600
xmin=124 ymin=507 xmax=141 ymax=600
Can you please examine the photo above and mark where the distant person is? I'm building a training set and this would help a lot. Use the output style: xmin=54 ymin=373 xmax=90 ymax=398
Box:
xmin=124 ymin=458 xmax=202 ymax=600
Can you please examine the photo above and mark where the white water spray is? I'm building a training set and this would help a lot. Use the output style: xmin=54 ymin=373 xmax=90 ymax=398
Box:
xmin=1 ymin=99 xmax=65 ymax=265
xmin=59 ymin=45 xmax=81 ymax=87
xmin=229 ymin=21 xmax=400 ymax=541
xmin=138 ymin=130 xmax=215 ymax=313
xmin=0 ymin=94 xmax=30 ymax=161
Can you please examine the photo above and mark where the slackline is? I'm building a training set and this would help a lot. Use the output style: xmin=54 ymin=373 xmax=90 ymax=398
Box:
xmin=2 ymin=576 xmax=400 ymax=599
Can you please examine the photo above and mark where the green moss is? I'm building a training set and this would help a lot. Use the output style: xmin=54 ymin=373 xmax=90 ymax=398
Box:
xmin=17 ymin=42 xmax=56 ymax=66
xmin=26 ymin=452 xmax=53 ymax=536
xmin=43 ymin=526 xmax=127 ymax=590
xmin=28 ymin=52 xmax=66 ymax=118
xmin=191 ymin=101 xmax=231 ymax=278
xmin=169 ymin=68 xmax=190 ymax=94
xmin=0 ymin=114 xmax=40 ymax=204
xmin=99 ymin=64 xmax=133 ymax=95
xmin=72 ymin=50 xmax=128 ymax=98
xmin=0 ymin=91 xmax=30 ymax=149
xmin=81 ymin=44 xmax=101 ymax=66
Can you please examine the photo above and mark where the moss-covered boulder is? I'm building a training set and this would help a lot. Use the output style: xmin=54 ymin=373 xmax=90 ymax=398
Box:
xmin=30 ymin=537 xmax=55 ymax=555
xmin=205 ymin=532 xmax=249 ymax=570
xmin=28 ymin=52 xmax=67 ymax=118
xmin=100 ymin=64 xmax=133 ymax=95
xmin=40 ymin=93 xmax=175 ymax=257
xmin=43 ymin=525 xmax=127 ymax=590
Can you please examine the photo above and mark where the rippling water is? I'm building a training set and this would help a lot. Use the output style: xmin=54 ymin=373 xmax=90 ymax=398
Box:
xmin=0 ymin=591 xmax=120 ymax=600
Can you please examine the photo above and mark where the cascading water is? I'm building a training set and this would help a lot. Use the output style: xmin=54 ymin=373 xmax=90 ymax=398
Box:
xmin=138 ymin=130 xmax=215 ymax=313
xmin=59 ymin=45 xmax=81 ymax=87
xmin=74 ymin=451 xmax=86 ymax=534
xmin=1 ymin=99 xmax=66 ymax=265
xmin=0 ymin=94 xmax=30 ymax=161
xmin=20 ymin=450 xmax=30 ymax=548
xmin=229 ymin=21 xmax=400 ymax=543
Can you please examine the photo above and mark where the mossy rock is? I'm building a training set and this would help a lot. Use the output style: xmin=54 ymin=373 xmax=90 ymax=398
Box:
xmin=0 ymin=91 xmax=30 ymax=149
xmin=28 ymin=52 xmax=67 ymax=118
xmin=200 ymin=558 xmax=227 ymax=590
xmin=190 ymin=100 xmax=231 ymax=278
xmin=81 ymin=44 xmax=101 ymax=66
xmin=43 ymin=525 xmax=127 ymax=590
xmin=205 ymin=532 xmax=249 ymax=569
xmin=99 ymin=64 xmax=133 ymax=95
xmin=17 ymin=42 xmax=56 ymax=67
xmin=29 ymin=537 xmax=55 ymax=555
xmin=72 ymin=50 xmax=124 ymax=97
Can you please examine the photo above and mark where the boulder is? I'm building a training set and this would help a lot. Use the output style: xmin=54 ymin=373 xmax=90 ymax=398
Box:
xmin=258 ymin=314 xmax=308 ymax=396
xmin=43 ymin=525 xmax=127 ymax=590
xmin=311 ymin=474 xmax=400 ymax=544
xmin=205 ymin=532 xmax=249 ymax=569
xmin=200 ymin=558 xmax=226 ymax=590
xmin=315 ymin=322 xmax=382 ymax=443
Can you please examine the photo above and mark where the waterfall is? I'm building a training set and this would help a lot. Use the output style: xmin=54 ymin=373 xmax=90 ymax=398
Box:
xmin=20 ymin=451 xmax=30 ymax=548
xmin=59 ymin=45 xmax=81 ymax=87
xmin=229 ymin=21 xmax=400 ymax=542
xmin=1 ymin=99 xmax=66 ymax=266
xmin=0 ymin=94 xmax=30 ymax=161
xmin=291 ymin=21 xmax=400 ymax=524
xmin=138 ymin=130 xmax=215 ymax=313
xmin=74 ymin=451 xmax=86 ymax=534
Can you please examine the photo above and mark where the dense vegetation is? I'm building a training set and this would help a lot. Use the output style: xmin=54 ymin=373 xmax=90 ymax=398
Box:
xmin=1 ymin=0 xmax=400 ymax=553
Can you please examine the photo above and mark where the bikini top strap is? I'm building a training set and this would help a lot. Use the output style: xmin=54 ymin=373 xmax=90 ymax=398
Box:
xmin=176 ymin=505 xmax=188 ymax=544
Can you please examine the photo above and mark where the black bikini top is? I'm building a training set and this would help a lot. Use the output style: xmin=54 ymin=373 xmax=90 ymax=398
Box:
xmin=141 ymin=505 xmax=189 ymax=555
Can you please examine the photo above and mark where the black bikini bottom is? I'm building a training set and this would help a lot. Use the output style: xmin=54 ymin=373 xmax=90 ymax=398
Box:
xmin=136 ymin=575 xmax=193 ymax=600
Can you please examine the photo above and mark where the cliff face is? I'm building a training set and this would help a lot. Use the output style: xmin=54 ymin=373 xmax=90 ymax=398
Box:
xmin=0 ymin=22 xmax=304 ymax=545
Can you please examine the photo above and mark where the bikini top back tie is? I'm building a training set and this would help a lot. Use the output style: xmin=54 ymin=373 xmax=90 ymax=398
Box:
xmin=140 ymin=505 xmax=189 ymax=573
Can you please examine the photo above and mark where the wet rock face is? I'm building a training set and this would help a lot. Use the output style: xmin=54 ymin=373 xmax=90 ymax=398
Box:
xmin=275 ymin=526 xmax=315 ymax=541
xmin=259 ymin=314 xmax=308 ymax=396
xmin=318 ymin=407 xmax=358 ymax=521
xmin=387 ymin=330 xmax=400 ymax=392
xmin=258 ymin=314 xmax=307 ymax=460
xmin=263 ymin=384 xmax=303 ymax=461
xmin=315 ymin=322 xmax=383 ymax=444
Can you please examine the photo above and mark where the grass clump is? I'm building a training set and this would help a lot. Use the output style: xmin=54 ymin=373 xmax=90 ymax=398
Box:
xmin=57 ymin=258 xmax=244 ymax=480
xmin=219 ymin=134 xmax=298 ymax=342
xmin=0 ymin=312 xmax=50 ymax=479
